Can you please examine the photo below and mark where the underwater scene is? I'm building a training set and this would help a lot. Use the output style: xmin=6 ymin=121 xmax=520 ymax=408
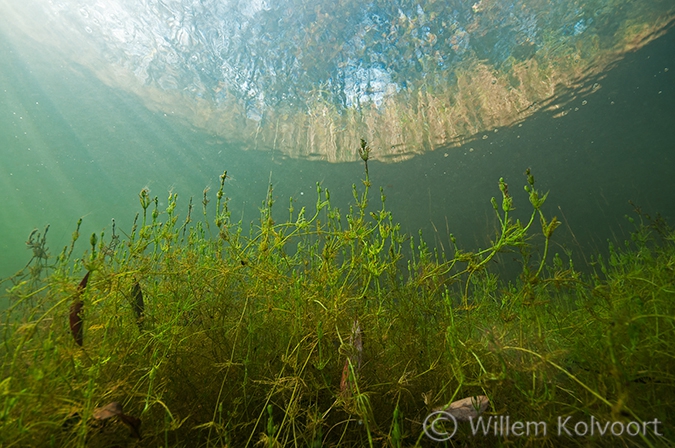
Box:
xmin=1 ymin=0 xmax=674 ymax=446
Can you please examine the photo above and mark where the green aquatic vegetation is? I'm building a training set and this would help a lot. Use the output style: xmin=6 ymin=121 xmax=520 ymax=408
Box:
xmin=1 ymin=155 xmax=674 ymax=447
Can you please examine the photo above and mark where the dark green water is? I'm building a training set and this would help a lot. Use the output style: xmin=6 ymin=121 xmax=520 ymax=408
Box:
xmin=1 ymin=25 xmax=673 ymax=279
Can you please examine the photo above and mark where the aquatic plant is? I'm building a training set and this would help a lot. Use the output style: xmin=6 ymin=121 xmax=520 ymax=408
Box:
xmin=1 ymin=150 xmax=674 ymax=447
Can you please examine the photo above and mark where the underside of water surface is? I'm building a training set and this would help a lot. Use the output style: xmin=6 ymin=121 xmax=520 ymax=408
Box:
xmin=2 ymin=0 xmax=674 ymax=161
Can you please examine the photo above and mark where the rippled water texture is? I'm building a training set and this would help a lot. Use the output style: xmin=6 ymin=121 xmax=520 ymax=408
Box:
xmin=2 ymin=0 xmax=673 ymax=161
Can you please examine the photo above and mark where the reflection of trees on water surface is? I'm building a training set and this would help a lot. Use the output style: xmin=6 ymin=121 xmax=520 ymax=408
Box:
xmin=3 ymin=0 xmax=674 ymax=161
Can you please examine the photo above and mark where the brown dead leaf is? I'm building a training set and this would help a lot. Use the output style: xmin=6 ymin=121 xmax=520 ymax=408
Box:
xmin=93 ymin=402 xmax=123 ymax=420
xmin=435 ymin=395 xmax=490 ymax=422
xmin=118 ymin=413 xmax=142 ymax=439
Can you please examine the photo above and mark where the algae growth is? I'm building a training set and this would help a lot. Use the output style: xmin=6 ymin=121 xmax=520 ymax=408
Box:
xmin=1 ymin=154 xmax=674 ymax=447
